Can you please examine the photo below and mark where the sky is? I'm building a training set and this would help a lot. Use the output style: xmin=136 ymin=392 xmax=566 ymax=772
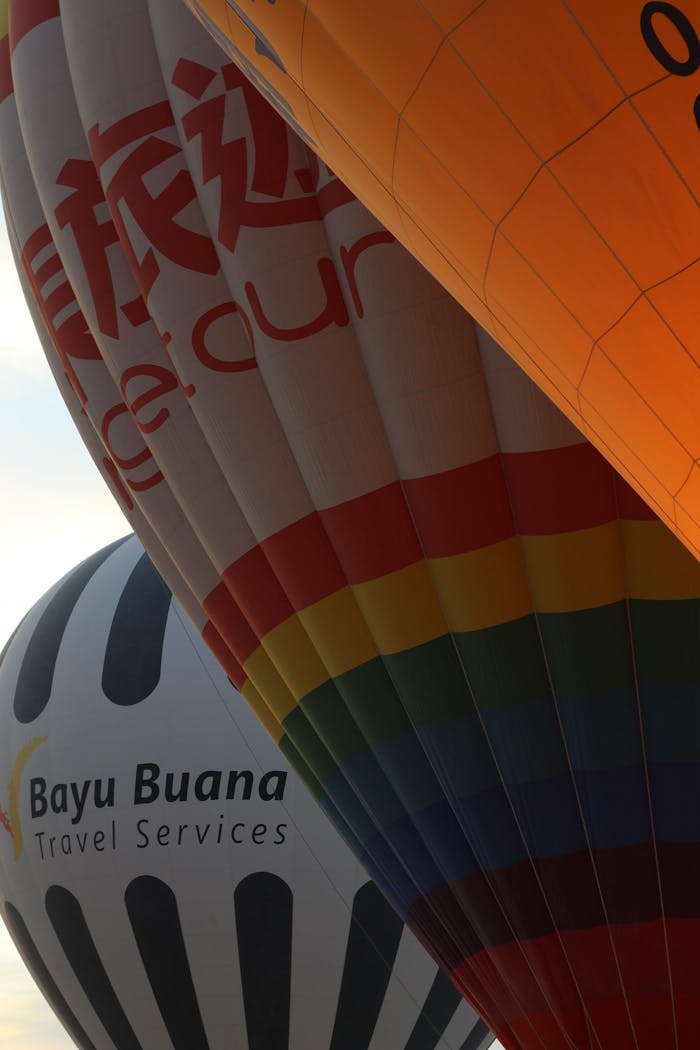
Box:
xmin=0 ymin=214 xmax=508 ymax=1049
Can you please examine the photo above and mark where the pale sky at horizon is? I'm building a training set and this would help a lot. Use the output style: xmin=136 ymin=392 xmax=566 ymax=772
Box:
xmin=0 ymin=211 xmax=507 ymax=1049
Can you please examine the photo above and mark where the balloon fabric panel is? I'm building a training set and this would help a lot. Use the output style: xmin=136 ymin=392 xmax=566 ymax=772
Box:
xmin=184 ymin=0 xmax=700 ymax=565
xmin=3 ymin=0 xmax=700 ymax=1046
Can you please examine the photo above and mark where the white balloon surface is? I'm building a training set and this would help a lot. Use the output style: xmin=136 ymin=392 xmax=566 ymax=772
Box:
xmin=0 ymin=536 xmax=493 ymax=1050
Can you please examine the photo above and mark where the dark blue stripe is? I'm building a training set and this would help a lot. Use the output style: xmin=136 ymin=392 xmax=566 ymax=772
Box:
xmin=640 ymin=681 xmax=700 ymax=762
xmin=649 ymin=762 xmax=700 ymax=840
xmin=235 ymin=873 xmax=292 ymax=1050
xmin=330 ymin=738 xmax=700 ymax=864
xmin=4 ymin=901 xmax=97 ymax=1050
xmin=556 ymin=685 xmax=643 ymax=771
xmin=350 ymin=764 xmax=663 ymax=912
xmin=404 ymin=968 xmax=461 ymax=1050
xmin=102 ymin=553 xmax=172 ymax=705
xmin=573 ymin=765 xmax=652 ymax=848
xmin=329 ymin=883 xmax=402 ymax=1050
xmin=45 ymin=884 xmax=141 ymax=1050
xmin=460 ymin=1019 xmax=493 ymax=1050
xmin=14 ymin=537 xmax=128 ymax=723
xmin=125 ymin=875 xmax=209 ymax=1049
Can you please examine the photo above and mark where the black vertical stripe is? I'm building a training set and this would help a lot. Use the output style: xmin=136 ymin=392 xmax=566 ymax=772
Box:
xmin=125 ymin=875 xmax=209 ymax=1049
xmin=102 ymin=554 xmax=172 ymax=706
xmin=329 ymin=882 xmax=403 ymax=1050
xmin=404 ymin=969 xmax=462 ymax=1050
xmin=45 ymin=884 xmax=142 ymax=1050
xmin=4 ymin=901 xmax=98 ymax=1050
xmin=459 ymin=1019 xmax=492 ymax=1050
xmin=14 ymin=537 xmax=128 ymax=723
xmin=234 ymin=872 xmax=292 ymax=1050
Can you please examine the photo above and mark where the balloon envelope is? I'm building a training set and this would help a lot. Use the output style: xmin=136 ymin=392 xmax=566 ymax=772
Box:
xmin=0 ymin=535 xmax=493 ymax=1050
xmin=181 ymin=0 xmax=700 ymax=561
xmin=4 ymin=2 xmax=700 ymax=1048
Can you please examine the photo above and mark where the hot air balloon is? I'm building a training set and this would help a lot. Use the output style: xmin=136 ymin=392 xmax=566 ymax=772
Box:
xmin=3 ymin=1 xmax=700 ymax=1048
xmin=0 ymin=535 xmax=494 ymax=1050
xmin=179 ymin=0 xmax=700 ymax=560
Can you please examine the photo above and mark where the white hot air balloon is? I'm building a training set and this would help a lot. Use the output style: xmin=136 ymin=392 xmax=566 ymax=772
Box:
xmin=0 ymin=536 xmax=494 ymax=1050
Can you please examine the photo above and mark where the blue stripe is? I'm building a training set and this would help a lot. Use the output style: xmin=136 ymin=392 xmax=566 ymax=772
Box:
xmin=649 ymin=762 xmax=700 ymax=840
xmin=640 ymin=682 xmax=700 ymax=762
xmin=345 ymin=761 xmax=678 ymax=912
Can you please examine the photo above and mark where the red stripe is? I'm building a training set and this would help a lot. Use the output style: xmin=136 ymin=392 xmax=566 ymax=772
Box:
xmin=501 ymin=442 xmax=618 ymax=535
xmin=452 ymin=932 xmax=589 ymax=1048
xmin=404 ymin=899 xmax=521 ymax=1046
xmin=262 ymin=513 xmax=347 ymax=607
xmin=202 ymin=620 xmax=245 ymax=690
xmin=88 ymin=100 xmax=174 ymax=167
xmin=23 ymin=222 xmax=52 ymax=261
xmin=668 ymin=919 xmax=700 ymax=1045
xmin=0 ymin=35 xmax=12 ymax=102
xmin=320 ymin=481 xmax=423 ymax=581
xmin=34 ymin=251 xmax=63 ymax=290
xmin=203 ymin=448 xmax=666 ymax=656
xmin=8 ymin=0 xmax=59 ymax=53
xmin=407 ymin=841 xmax=674 ymax=959
xmin=217 ymin=485 xmax=426 ymax=650
xmin=223 ymin=546 xmax=295 ymax=639
xmin=203 ymin=582 xmax=258 ymax=666
xmin=405 ymin=842 xmax=700 ymax=1043
xmin=44 ymin=279 xmax=76 ymax=318
xmin=453 ymin=922 xmax=683 ymax=1047
xmin=403 ymin=454 xmax=514 ymax=557
xmin=615 ymin=475 xmax=657 ymax=520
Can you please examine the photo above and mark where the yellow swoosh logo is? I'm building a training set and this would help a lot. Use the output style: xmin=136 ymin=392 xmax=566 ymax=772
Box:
xmin=9 ymin=737 xmax=47 ymax=861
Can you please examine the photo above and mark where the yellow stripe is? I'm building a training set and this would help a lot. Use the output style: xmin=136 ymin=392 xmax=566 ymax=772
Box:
xmin=430 ymin=536 xmax=532 ymax=631
xmin=244 ymin=591 xmax=377 ymax=706
xmin=0 ymin=3 xmax=7 ymax=41
xmin=519 ymin=521 xmax=625 ymax=612
xmin=298 ymin=587 xmax=378 ymax=675
xmin=243 ymin=646 xmax=299 ymax=722
xmin=241 ymin=519 xmax=692 ymax=717
xmin=259 ymin=615 xmax=331 ymax=700
xmin=351 ymin=560 xmax=447 ymax=654
xmin=243 ymin=566 xmax=448 ymax=700
xmin=622 ymin=519 xmax=700 ymax=600
xmin=240 ymin=681 xmax=284 ymax=744
xmin=9 ymin=737 xmax=47 ymax=862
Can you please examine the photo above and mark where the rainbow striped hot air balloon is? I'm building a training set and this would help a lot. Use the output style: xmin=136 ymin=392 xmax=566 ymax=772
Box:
xmin=4 ymin=1 xmax=700 ymax=1048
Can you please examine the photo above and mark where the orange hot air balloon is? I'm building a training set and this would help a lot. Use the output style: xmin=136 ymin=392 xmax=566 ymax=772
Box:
xmin=181 ymin=0 xmax=700 ymax=561
xmin=8 ymin=2 xmax=700 ymax=1048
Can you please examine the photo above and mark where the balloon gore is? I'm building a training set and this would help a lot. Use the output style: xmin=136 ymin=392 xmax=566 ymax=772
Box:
xmin=4 ymin=1 xmax=700 ymax=1047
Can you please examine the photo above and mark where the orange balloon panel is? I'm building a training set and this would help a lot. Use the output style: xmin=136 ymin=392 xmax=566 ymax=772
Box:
xmin=185 ymin=0 xmax=700 ymax=558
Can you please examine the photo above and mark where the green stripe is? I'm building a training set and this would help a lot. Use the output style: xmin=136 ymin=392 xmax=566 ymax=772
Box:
xmin=630 ymin=599 xmax=700 ymax=682
xmin=456 ymin=615 xmax=549 ymax=709
xmin=277 ymin=735 xmax=324 ymax=801
xmin=303 ymin=658 xmax=410 ymax=747
xmin=277 ymin=599 xmax=698 ymax=821
xmin=538 ymin=603 xmax=634 ymax=694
